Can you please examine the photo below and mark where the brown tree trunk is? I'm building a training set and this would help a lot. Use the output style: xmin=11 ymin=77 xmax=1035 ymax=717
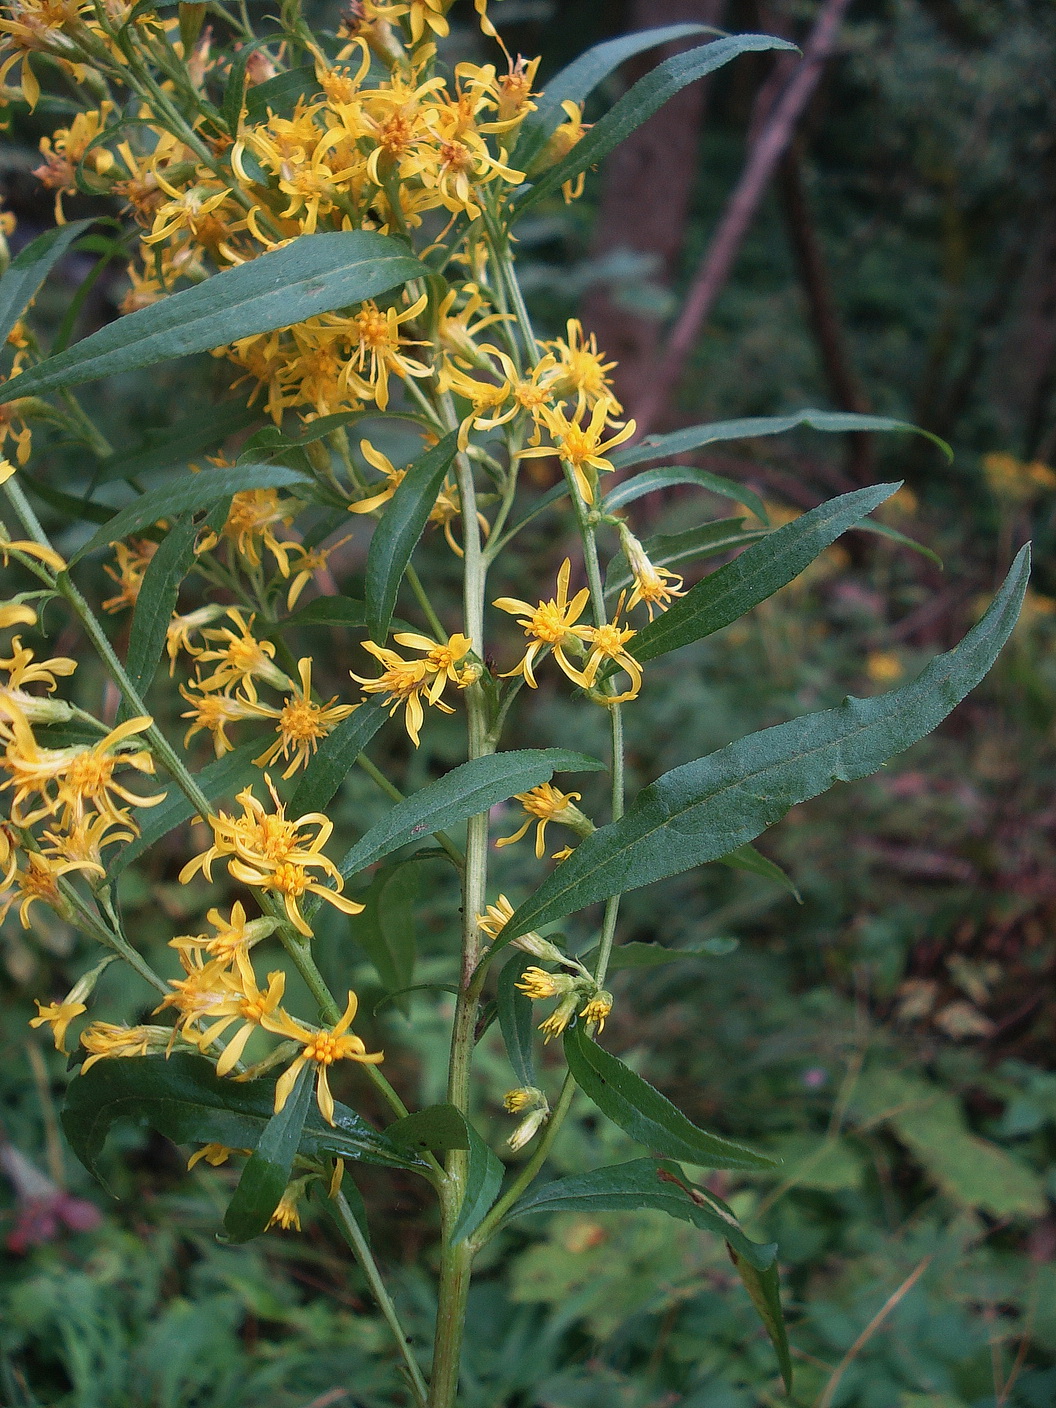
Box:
xmin=580 ymin=0 xmax=726 ymax=409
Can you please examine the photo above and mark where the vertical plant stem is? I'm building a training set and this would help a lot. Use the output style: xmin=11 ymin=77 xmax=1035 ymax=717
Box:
xmin=330 ymin=1189 xmax=429 ymax=1408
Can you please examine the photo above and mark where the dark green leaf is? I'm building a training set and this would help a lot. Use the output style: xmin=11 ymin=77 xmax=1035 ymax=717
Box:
xmin=221 ymin=36 xmax=274 ymax=133
xmin=513 ymin=23 xmax=717 ymax=174
xmin=224 ymin=1064 xmax=313 ymax=1243
xmin=718 ymin=843 xmax=801 ymax=901
xmin=451 ymin=1124 xmax=504 ymax=1245
xmin=563 ymin=1024 xmax=777 ymax=1170
xmin=605 ymin=519 xmax=768 ymax=595
xmin=504 ymin=1156 xmax=775 ymax=1268
xmin=336 ymin=748 xmax=604 ymax=881
xmin=611 ymin=409 xmax=952 ymax=471
xmin=244 ymin=65 xmax=321 ymax=125
xmin=0 ymin=231 xmax=425 ymax=403
xmin=348 ymin=863 xmax=418 ymax=997
xmin=0 ymin=219 xmax=94 ymax=346
xmin=121 ymin=515 xmax=200 ymax=705
xmin=604 ymin=465 xmax=768 ymax=521
xmin=855 ymin=517 xmax=943 ymax=567
xmin=61 ymin=1052 xmax=417 ymax=1189
xmin=596 ymin=942 xmax=718 ymax=971
xmin=497 ymin=957 xmax=537 ymax=1089
xmin=495 ymin=548 xmax=1029 ymax=944
xmin=70 ymin=464 xmax=311 ymax=565
xmin=630 ymin=483 xmax=899 ymax=662
xmin=265 ymin=595 xmax=367 ymax=635
xmin=288 ymin=696 xmax=388 ymax=816
xmin=729 ymin=1250 xmax=793 ymax=1392
xmin=111 ymin=741 xmax=262 ymax=876
xmin=503 ymin=480 xmax=570 ymax=540
xmin=365 ymin=431 xmax=458 ymax=642
xmin=515 ymin=35 xmax=797 ymax=215
xmin=372 ymin=981 xmax=458 ymax=1014
xmin=93 ymin=399 xmax=260 ymax=486
xmin=387 ymin=1103 xmax=469 ymax=1155
xmin=24 ymin=476 xmax=115 ymax=526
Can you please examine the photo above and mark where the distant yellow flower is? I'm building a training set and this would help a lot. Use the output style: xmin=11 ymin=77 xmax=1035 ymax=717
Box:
xmin=102 ymin=539 xmax=158 ymax=614
xmin=284 ymin=537 xmax=352 ymax=609
xmin=264 ymin=989 xmax=383 ymax=1125
xmin=982 ymin=451 xmax=1056 ymax=504
xmin=209 ymin=490 xmax=296 ymax=575
xmin=496 ymin=782 xmax=589 ymax=859
xmin=865 ymin=651 xmax=904 ymax=685
xmin=493 ymin=558 xmax=591 ymax=689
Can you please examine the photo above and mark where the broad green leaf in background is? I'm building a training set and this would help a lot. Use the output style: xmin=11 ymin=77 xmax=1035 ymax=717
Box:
xmin=718 ymin=843 xmax=801 ymax=900
xmin=610 ymin=409 xmax=953 ymax=470
xmin=629 ymin=483 xmax=899 ymax=662
xmin=496 ymin=547 xmax=1028 ymax=945
xmin=288 ymin=696 xmax=388 ymax=816
xmin=61 ymin=1053 xmax=417 ymax=1188
xmin=605 ymin=519 xmax=768 ymax=596
xmin=595 ymin=941 xmax=720 ymax=971
xmin=121 ymin=514 xmax=202 ymax=708
xmin=93 ymin=399 xmax=261 ymax=486
xmin=111 ymin=740 xmax=263 ymax=875
xmin=348 ymin=862 xmax=419 ymax=998
xmin=451 ymin=1124 xmax=505 ymax=1245
xmin=387 ymin=1103 xmax=470 ymax=1155
xmin=0 ymin=218 xmax=95 ymax=346
xmin=0 ymin=231 xmax=425 ymax=403
xmin=515 ymin=34 xmax=798 ymax=215
xmin=563 ymin=1024 xmax=777 ymax=1171
xmin=336 ymin=748 xmax=603 ymax=882
xmin=70 ymin=464 xmax=312 ymax=565
xmin=364 ymin=431 xmax=458 ymax=642
xmin=513 ymin=22 xmax=717 ymax=173
xmin=497 ymin=956 xmax=537 ymax=1089
xmin=603 ymin=464 xmax=768 ymax=521
xmin=224 ymin=1064 xmax=313 ymax=1243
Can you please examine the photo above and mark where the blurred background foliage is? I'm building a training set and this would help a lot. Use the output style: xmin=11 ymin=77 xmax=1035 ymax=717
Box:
xmin=2 ymin=0 xmax=1055 ymax=1404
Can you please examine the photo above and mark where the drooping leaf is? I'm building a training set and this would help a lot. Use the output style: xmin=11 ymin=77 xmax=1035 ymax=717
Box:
xmin=61 ymin=1053 xmax=418 ymax=1189
xmin=265 ymin=595 xmax=368 ymax=635
xmin=856 ymin=517 xmax=943 ymax=567
xmin=70 ymin=464 xmax=312 ymax=565
xmin=718 ymin=843 xmax=801 ymax=900
xmin=0 ymin=219 xmax=95 ymax=346
xmin=451 ymin=1123 xmax=505 ymax=1245
xmin=93 ymin=399 xmax=260 ymax=486
xmin=364 ymin=431 xmax=458 ymax=642
xmin=348 ymin=862 xmax=419 ymax=998
xmin=495 ymin=548 xmax=1029 ymax=945
xmin=497 ymin=956 xmax=537 ymax=1089
xmin=121 ymin=514 xmax=201 ymax=706
xmin=513 ymin=23 xmax=718 ymax=173
xmin=611 ymin=408 xmax=952 ymax=471
xmin=386 ymin=1103 xmax=470 ymax=1155
xmin=629 ymin=483 xmax=899 ymax=662
xmin=111 ymin=741 xmax=263 ymax=876
xmin=336 ymin=748 xmax=602 ymax=882
xmin=288 ymin=696 xmax=388 ymax=816
xmin=563 ymin=1024 xmax=777 ymax=1171
xmin=603 ymin=464 xmax=768 ymax=522
xmin=515 ymin=35 xmax=798 ymax=215
xmin=729 ymin=1251 xmax=793 ymax=1392
xmin=594 ymin=941 xmax=725 ymax=971
xmin=224 ymin=1064 xmax=313 ymax=1243
xmin=0 ymin=231 xmax=425 ymax=402
xmin=504 ymin=1156 xmax=774 ymax=1267
xmin=605 ymin=519 xmax=768 ymax=595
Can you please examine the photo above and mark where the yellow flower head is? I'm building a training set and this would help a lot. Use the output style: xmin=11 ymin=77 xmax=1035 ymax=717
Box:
xmin=193 ymin=608 xmax=291 ymax=694
xmin=264 ymin=989 xmax=383 ymax=1125
xmin=269 ymin=1185 xmax=304 ymax=1231
xmin=350 ymin=631 xmax=471 ymax=746
xmin=543 ymin=319 xmax=621 ymax=412
xmin=244 ymin=657 xmax=357 ymax=778
xmin=179 ymin=681 xmax=260 ymax=757
xmin=579 ymin=990 xmax=612 ymax=1033
xmin=80 ymin=1022 xmax=171 ymax=1072
xmin=102 ymin=539 xmax=158 ymax=614
xmin=496 ymin=782 xmax=589 ymax=859
xmin=191 ymin=961 xmax=288 ymax=1076
xmin=519 ymin=396 xmax=636 ymax=504
xmin=493 ymin=558 xmax=591 ymax=690
xmin=572 ymin=609 xmax=643 ymax=704
xmin=345 ymin=293 xmax=431 ymax=412
xmin=30 ymin=997 xmax=86 ymax=1053
xmin=620 ymin=526 xmax=685 ymax=621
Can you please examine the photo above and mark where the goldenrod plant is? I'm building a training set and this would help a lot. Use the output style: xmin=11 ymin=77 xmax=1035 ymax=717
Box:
xmin=0 ymin=2 xmax=1030 ymax=1402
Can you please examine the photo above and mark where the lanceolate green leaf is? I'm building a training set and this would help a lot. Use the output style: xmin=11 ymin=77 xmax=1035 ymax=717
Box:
xmin=336 ymin=748 xmax=603 ymax=882
xmin=0 ymin=231 xmax=425 ymax=403
xmin=289 ymin=696 xmax=388 ymax=816
xmin=603 ymin=465 xmax=768 ymax=521
xmin=505 ymin=1157 xmax=774 ymax=1267
xmin=387 ymin=1104 xmax=470 ymax=1155
xmin=497 ymin=548 xmax=1028 ymax=943
xmin=365 ymin=431 xmax=458 ymax=642
xmin=718 ymin=843 xmax=801 ymax=900
xmin=563 ymin=1024 xmax=777 ymax=1171
xmin=93 ymin=398 xmax=261 ymax=486
xmin=348 ymin=862 xmax=419 ymax=997
xmin=513 ymin=23 xmax=716 ymax=173
xmin=857 ymin=517 xmax=943 ymax=567
xmin=70 ymin=464 xmax=311 ymax=565
xmin=61 ymin=1053 xmax=418 ymax=1188
xmin=111 ymin=740 xmax=262 ymax=876
xmin=611 ymin=408 xmax=953 ymax=471
xmin=629 ymin=483 xmax=899 ymax=662
xmin=515 ymin=35 xmax=797 ymax=215
xmin=605 ymin=519 xmax=768 ymax=595
xmin=497 ymin=957 xmax=537 ymax=1089
xmin=730 ymin=1251 xmax=793 ymax=1393
xmin=121 ymin=514 xmax=200 ymax=706
xmin=0 ymin=218 xmax=95 ymax=346
xmin=224 ymin=1064 xmax=313 ymax=1243
xmin=451 ymin=1124 xmax=505 ymax=1245
xmin=266 ymin=595 xmax=368 ymax=635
